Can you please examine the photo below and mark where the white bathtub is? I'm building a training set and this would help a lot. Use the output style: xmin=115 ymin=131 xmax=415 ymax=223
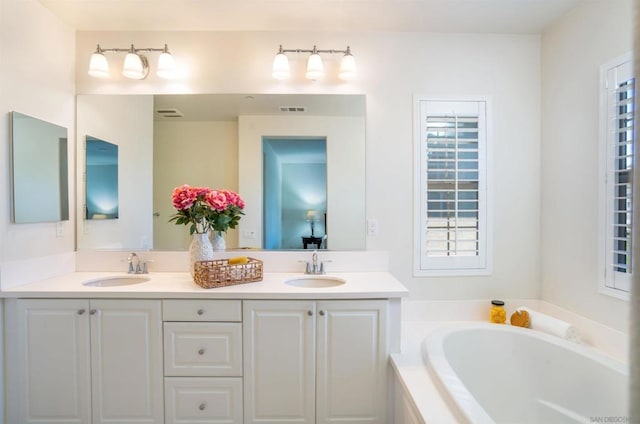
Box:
xmin=422 ymin=323 xmax=629 ymax=423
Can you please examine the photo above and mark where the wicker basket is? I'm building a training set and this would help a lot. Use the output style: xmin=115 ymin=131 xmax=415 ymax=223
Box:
xmin=193 ymin=258 xmax=263 ymax=289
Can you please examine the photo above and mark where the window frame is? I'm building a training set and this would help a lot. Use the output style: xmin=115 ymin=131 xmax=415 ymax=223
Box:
xmin=413 ymin=96 xmax=492 ymax=277
xmin=598 ymin=53 xmax=634 ymax=300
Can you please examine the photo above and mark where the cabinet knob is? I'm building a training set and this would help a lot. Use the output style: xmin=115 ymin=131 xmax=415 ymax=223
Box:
xmin=77 ymin=309 xmax=86 ymax=315
xmin=307 ymin=310 xmax=313 ymax=316
xmin=197 ymin=309 xmax=204 ymax=316
xmin=89 ymin=309 xmax=97 ymax=315
xmin=319 ymin=310 xmax=325 ymax=316
xmin=198 ymin=348 xmax=205 ymax=355
xmin=199 ymin=403 xmax=206 ymax=411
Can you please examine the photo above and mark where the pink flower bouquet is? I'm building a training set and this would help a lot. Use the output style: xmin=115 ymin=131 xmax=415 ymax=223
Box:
xmin=169 ymin=184 xmax=245 ymax=234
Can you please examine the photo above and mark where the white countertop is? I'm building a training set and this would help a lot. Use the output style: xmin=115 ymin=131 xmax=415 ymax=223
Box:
xmin=0 ymin=271 xmax=409 ymax=299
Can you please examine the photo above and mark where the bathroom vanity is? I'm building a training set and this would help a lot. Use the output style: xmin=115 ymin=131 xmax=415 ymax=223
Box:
xmin=2 ymin=271 xmax=407 ymax=424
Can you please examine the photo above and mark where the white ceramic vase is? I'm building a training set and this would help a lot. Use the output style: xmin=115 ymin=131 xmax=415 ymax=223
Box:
xmin=211 ymin=231 xmax=226 ymax=251
xmin=189 ymin=232 xmax=214 ymax=277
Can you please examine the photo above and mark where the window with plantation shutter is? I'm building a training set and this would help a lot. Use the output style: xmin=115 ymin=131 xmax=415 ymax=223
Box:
xmin=414 ymin=98 xmax=491 ymax=276
xmin=600 ymin=54 xmax=634 ymax=297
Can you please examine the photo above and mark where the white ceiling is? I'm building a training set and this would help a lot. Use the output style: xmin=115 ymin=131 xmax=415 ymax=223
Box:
xmin=38 ymin=0 xmax=591 ymax=33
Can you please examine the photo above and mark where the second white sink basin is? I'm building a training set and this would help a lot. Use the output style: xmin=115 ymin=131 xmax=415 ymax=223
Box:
xmin=83 ymin=275 xmax=150 ymax=287
xmin=285 ymin=276 xmax=346 ymax=288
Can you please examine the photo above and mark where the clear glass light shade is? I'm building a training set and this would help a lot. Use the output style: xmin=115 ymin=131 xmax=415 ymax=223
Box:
xmin=272 ymin=52 xmax=290 ymax=80
xmin=122 ymin=53 xmax=145 ymax=79
xmin=305 ymin=53 xmax=324 ymax=80
xmin=339 ymin=54 xmax=356 ymax=81
xmin=157 ymin=52 xmax=176 ymax=79
xmin=88 ymin=52 xmax=109 ymax=78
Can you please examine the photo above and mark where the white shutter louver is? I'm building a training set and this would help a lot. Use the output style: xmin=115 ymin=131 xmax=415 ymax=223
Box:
xmin=415 ymin=99 xmax=490 ymax=275
xmin=612 ymin=78 xmax=634 ymax=275
xmin=598 ymin=54 xmax=635 ymax=299
xmin=602 ymin=54 xmax=635 ymax=294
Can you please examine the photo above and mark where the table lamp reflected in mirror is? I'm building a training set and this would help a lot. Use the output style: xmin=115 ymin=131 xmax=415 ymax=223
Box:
xmin=303 ymin=210 xmax=324 ymax=249
xmin=306 ymin=209 xmax=318 ymax=236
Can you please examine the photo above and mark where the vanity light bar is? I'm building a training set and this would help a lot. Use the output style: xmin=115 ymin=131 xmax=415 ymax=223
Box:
xmin=272 ymin=45 xmax=356 ymax=81
xmin=89 ymin=44 xmax=176 ymax=80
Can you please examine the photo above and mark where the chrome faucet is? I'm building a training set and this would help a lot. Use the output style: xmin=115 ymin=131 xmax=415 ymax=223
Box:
xmin=304 ymin=251 xmax=326 ymax=275
xmin=127 ymin=252 xmax=148 ymax=274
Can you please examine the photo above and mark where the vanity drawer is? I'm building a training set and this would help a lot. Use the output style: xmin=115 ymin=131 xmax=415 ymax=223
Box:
xmin=163 ymin=300 xmax=241 ymax=322
xmin=164 ymin=322 xmax=242 ymax=376
xmin=165 ymin=377 xmax=243 ymax=424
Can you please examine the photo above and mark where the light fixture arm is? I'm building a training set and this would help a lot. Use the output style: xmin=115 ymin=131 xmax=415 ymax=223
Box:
xmin=278 ymin=44 xmax=352 ymax=55
xmin=94 ymin=43 xmax=171 ymax=55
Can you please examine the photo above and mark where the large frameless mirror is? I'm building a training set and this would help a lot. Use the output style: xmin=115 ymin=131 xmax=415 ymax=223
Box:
xmin=76 ymin=93 xmax=365 ymax=251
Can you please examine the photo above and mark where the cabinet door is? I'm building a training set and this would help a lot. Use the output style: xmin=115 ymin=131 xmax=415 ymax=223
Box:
xmin=5 ymin=298 xmax=91 ymax=424
xmin=90 ymin=299 xmax=163 ymax=424
xmin=243 ymin=300 xmax=316 ymax=424
xmin=316 ymin=300 xmax=388 ymax=424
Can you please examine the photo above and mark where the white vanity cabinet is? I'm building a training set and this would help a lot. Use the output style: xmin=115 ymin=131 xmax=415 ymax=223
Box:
xmin=163 ymin=299 xmax=244 ymax=424
xmin=243 ymin=299 xmax=389 ymax=424
xmin=5 ymin=298 xmax=164 ymax=424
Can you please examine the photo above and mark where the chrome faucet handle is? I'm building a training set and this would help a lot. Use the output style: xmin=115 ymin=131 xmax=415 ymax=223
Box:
xmin=127 ymin=252 xmax=139 ymax=274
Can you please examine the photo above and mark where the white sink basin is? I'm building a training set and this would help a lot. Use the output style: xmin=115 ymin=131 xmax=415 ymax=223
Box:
xmin=83 ymin=275 xmax=150 ymax=287
xmin=285 ymin=276 xmax=346 ymax=288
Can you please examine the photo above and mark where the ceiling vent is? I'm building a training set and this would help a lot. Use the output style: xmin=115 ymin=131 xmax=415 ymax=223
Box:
xmin=279 ymin=106 xmax=306 ymax=113
xmin=156 ymin=108 xmax=183 ymax=118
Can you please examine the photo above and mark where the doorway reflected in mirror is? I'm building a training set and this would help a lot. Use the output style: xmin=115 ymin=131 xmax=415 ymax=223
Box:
xmin=263 ymin=137 xmax=327 ymax=249
xmin=85 ymin=136 xmax=119 ymax=220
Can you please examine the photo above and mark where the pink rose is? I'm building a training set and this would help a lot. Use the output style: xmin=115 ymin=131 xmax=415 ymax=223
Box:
xmin=171 ymin=184 xmax=197 ymax=210
xmin=191 ymin=186 xmax=211 ymax=198
xmin=222 ymin=189 xmax=245 ymax=209
xmin=205 ymin=190 xmax=229 ymax=211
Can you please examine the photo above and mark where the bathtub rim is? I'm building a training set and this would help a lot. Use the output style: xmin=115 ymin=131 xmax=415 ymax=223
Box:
xmin=421 ymin=322 xmax=629 ymax=424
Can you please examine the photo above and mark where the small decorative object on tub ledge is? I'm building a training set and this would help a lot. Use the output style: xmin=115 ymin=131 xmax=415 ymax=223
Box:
xmin=193 ymin=257 xmax=263 ymax=289
xmin=510 ymin=309 xmax=530 ymax=327
xmin=489 ymin=300 xmax=506 ymax=324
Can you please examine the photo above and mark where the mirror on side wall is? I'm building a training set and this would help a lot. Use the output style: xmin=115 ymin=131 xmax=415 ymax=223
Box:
xmin=10 ymin=111 xmax=69 ymax=223
xmin=76 ymin=93 xmax=366 ymax=251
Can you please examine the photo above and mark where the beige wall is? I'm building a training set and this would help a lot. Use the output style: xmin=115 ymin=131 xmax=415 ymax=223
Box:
xmin=541 ymin=0 xmax=633 ymax=331
xmin=154 ymin=120 xmax=239 ymax=250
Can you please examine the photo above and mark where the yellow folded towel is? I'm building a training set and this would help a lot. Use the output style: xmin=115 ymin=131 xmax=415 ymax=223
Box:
xmin=228 ymin=256 xmax=248 ymax=265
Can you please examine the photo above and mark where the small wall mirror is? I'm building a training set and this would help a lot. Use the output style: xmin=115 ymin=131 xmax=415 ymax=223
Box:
xmin=10 ymin=111 xmax=69 ymax=223
xmin=85 ymin=136 xmax=119 ymax=219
